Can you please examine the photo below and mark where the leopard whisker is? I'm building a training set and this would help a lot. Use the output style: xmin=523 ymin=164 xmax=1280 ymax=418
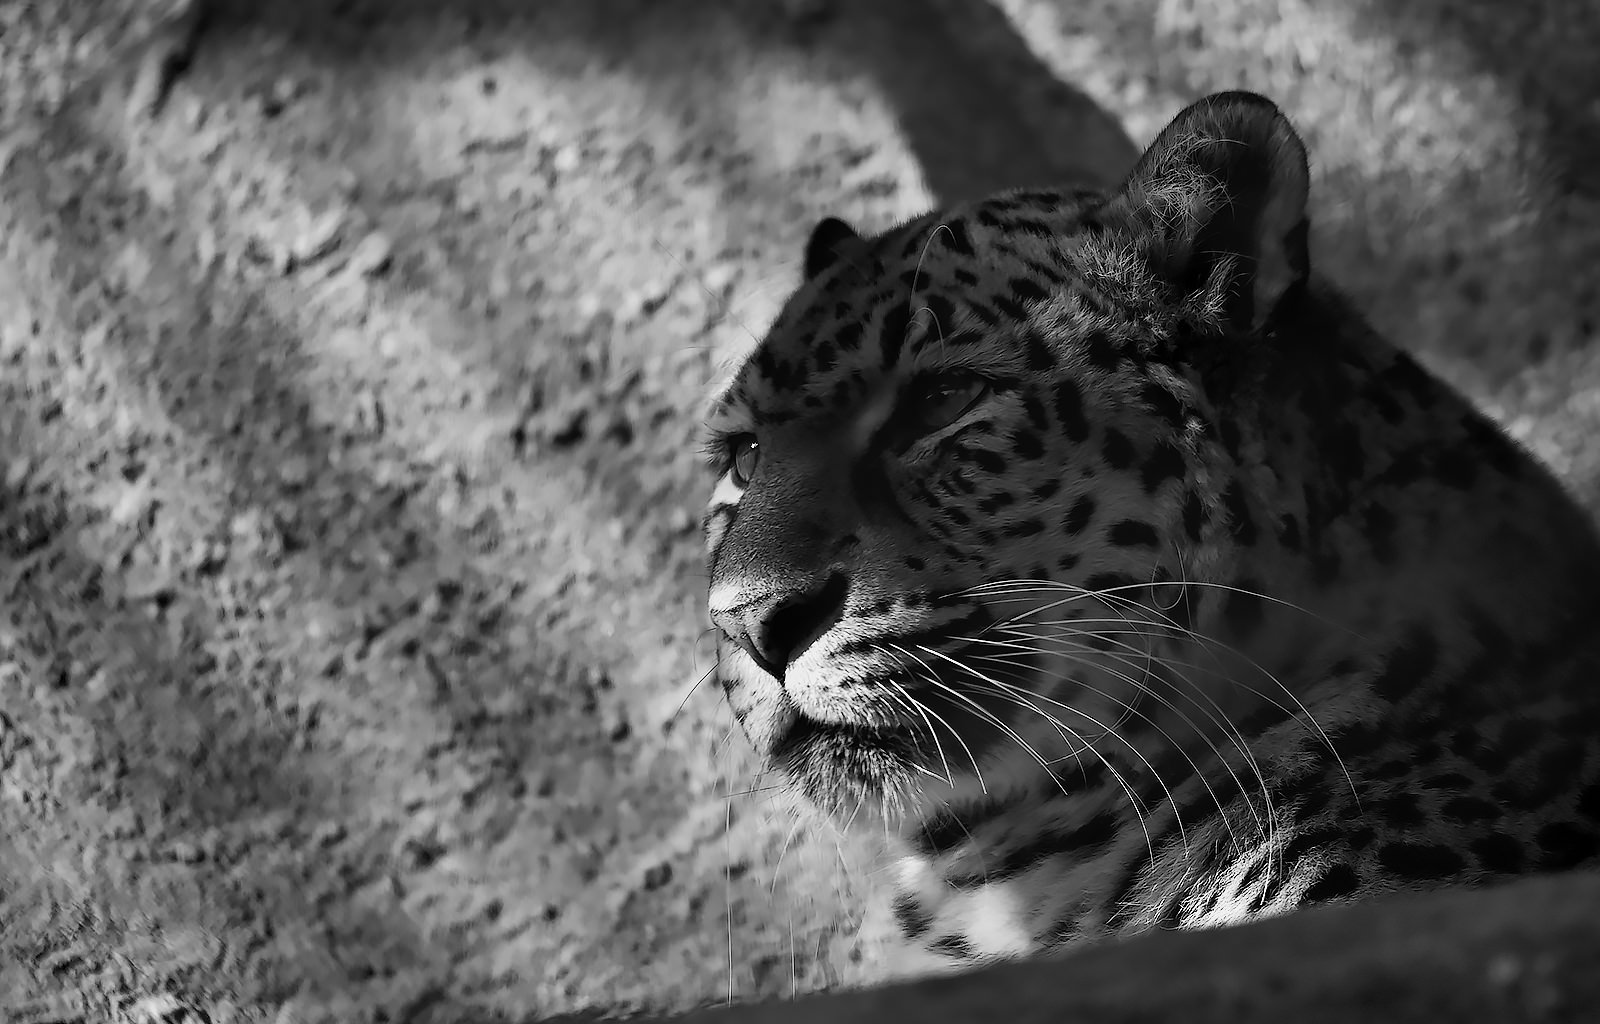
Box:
xmin=951 ymin=666 xmax=1174 ymax=858
xmin=940 ymin=640 xmax=1216 ymax=857
xmin=670 ymin=660 xmax=722 ymax=728
xmin=915 ymin=644 xmax=1162 ymax=860
xmin=882 ymin=646 xmax=961 ymax=788
xmin=889 ymin=642 xmax=991 ymax=795
xmin=956 ymin=645 xmax=1224 ymax=856
xmin=992 ymin=580 xmax=1359 ymax=814
xmin=908 ymin=222 xmax=958 ymax=353
xmin=966 ymin=637 xmax=1263 ymax=853
xmin=1077 ymin=641 xmax=1275 ymax=846
xmin=965 ymin=578 xmax=1361 ymax=643
xmin=912 ymin=649 xmax=1077 ymax=784
xmin=721 ymin=784 xmax=789 ymax=800
xmin=889 ymin=688 xmax=962 ymax=793
xmin=977 ymin=621 xmax=1270 ymax=787
xmin=768 ymin=813 xmax=810 ymax=897
xmin=972 ymin=619 xmax=1279 ymax=847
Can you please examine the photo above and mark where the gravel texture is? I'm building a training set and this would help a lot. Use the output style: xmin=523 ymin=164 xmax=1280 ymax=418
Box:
xmin=0 ymin=1 xmax=1596 ymax=1022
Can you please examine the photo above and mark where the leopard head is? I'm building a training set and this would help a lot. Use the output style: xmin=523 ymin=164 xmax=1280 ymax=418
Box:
xmin=703 ymin=92 xmax=1315 ymax=823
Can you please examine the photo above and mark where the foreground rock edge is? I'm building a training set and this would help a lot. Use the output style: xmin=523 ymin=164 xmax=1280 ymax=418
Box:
xmin=670 ymin=871 xmax=1598 ymax=1023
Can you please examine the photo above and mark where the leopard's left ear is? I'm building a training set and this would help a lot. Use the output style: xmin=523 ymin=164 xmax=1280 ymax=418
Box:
xmin=803 ymin=216 xmax=862 ymax=281
xmin=1090 ymin=91 xmax=1310 ymax=334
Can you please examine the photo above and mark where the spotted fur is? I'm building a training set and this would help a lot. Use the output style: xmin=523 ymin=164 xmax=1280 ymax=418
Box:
xmin=701 ymin=92 xmax=1600 ymax=979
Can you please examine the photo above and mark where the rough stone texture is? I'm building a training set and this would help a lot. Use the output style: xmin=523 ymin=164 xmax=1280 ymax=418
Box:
xmin=0 ymin=1 xmax=1596 ymax=1022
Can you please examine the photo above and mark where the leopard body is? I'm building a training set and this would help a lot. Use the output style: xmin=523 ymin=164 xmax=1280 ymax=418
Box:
xmin=701 ymin=92 xmax=1600 ymax=978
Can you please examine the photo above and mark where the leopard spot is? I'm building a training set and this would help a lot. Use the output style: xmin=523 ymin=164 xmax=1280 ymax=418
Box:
xmin=1377 ymin=842 xmax=1464 ymax=880
xmin=1101 ymin=428 xmax=1134 ymax=470
xmin=1108 ymin=519 xmax=1159 ymax=548
xmin=1302 ymin=863 xmax=1360 ymax=904
xmin=892 ymin=893 xmax=932 ymax=940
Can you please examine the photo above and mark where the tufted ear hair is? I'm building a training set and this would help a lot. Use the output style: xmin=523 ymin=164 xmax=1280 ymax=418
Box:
xmin=803 ymin=216 xmax=863 ymax=280
xmin=1090 ymin=91 xmax=1311 ymax=334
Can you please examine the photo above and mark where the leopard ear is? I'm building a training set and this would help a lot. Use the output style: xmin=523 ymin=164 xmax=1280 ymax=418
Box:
xmin=1092 ymin=91 xmax=1310 ymax=333
xmin=803 ymin=216 xmax=862 ymax=280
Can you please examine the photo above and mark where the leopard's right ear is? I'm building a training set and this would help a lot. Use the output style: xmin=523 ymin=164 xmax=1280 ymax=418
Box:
xmin=1084 ymin=91 xmax=1310 ymax=335
xmin=803 ymin=216 xmax=862 ymax=280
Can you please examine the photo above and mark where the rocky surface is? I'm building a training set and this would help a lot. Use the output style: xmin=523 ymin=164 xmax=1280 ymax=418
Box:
xmin=0 ymin=1 xmax=1597 ymax=1022
xmin=684 ymin=871 xmax=1600 ymax=1023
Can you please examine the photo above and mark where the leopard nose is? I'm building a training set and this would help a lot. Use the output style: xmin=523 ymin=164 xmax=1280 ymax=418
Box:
xmin=711 ymin=573 xmax=849 ymax=680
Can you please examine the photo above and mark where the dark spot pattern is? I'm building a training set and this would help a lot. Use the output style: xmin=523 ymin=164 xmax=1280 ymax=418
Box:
xmin=940 ymin=220 xmax=974 ymax=257
xmin=977 ymin=493 xmax=1015 ymax=516
xmin=1579 ymin=784 xmax=1600 ymax=822
xmin=1108 ymin=519 xmax=1159 ymax=548
xmin=915 ymin=797 xmax=1013 ymax=856
xmin=1222 ymin=480 xmax=1256 ymax=545
xmin=1004 ymin=518 xmax=1045 ymax=539
xmin=1082 ymin=330 xmax=1120 ymax=371
xmin=1022 ymin=394 xmax=1050 ymax=434
xmin=1372 ymin=760 xmax=1411 ymax=781
xmin=892 ymin=893 xmax=932 ymax=939
xmin=1052 ymin=378 xmax=1090 ymax=443
xmin=1024 ymin=329 xmax=1056 ymax=371
xmin=928 ymin=935 xmax=976 ymax=961
xmin=1140 ymin=443 xmax=1187 ymax=493
xmin=1302 ymin=863 xmax=1360 ymax=904
xmin=1281 ymin=828 xmax=1344 ymax=866
xmin=1141 ymin=383 xmax=1186 ymax=427
xmin=972 ymin=449 xmax=1007 ymax=474
xmin=917 ymin=296 xmax=958 ymax=342
xmin=1063 ymin=495 xmax=1095 ymax=535
xmin=1378 ymin=842 xmax=1465 ymax=880
xmin=1441 ymin=796 xmax=1500 ymax=822
xmin=992 ymin=810 xmax=1120 ymax=880
xmin=1536 ymin=822 xmax=1599 ymax=870
xmin=1471 ymin=833 xmax=1525 ymax=873
xmin=1101 ymin=429 xmax=1134 ymax=469
xmin=1371 ymin=628 xmax=1440 ymax=703
xmin=1037 ymin=917 xmax=1081 ymax=949
xmin=1082 ymin=572 xmax=1134 ymax=596
xmin=1376 ymin=792 xmax=1424 ymax=826
xmin=1183 ymin=490 xmax=1207 ymax=542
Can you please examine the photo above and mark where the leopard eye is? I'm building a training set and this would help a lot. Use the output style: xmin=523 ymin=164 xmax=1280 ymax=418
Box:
xmin=728 ymin=433 xmax=760 ymax=486
xmin=907 ymin=373 xmax=990 ymax=434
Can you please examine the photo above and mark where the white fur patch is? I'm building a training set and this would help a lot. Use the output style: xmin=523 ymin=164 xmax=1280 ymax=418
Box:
xmin=710 ymin=474 xmax=743 ymax=508
xmin=954 ymin=885 xmax=1034 ymax=959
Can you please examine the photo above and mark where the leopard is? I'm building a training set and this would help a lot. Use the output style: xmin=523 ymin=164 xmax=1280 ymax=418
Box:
xmin=700 ymin=90 xmax=1600 ymax=982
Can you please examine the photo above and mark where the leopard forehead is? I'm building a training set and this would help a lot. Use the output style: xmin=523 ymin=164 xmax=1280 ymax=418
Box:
xmin=706 ymin=190 xmax=1144 ymax=433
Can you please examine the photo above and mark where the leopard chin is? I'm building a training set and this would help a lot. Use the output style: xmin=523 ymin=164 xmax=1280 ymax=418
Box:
xmin=772 ymin=715 xmax=926 ymax=822
xmin=723 ymin=630 xmax=1080 ymax=824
